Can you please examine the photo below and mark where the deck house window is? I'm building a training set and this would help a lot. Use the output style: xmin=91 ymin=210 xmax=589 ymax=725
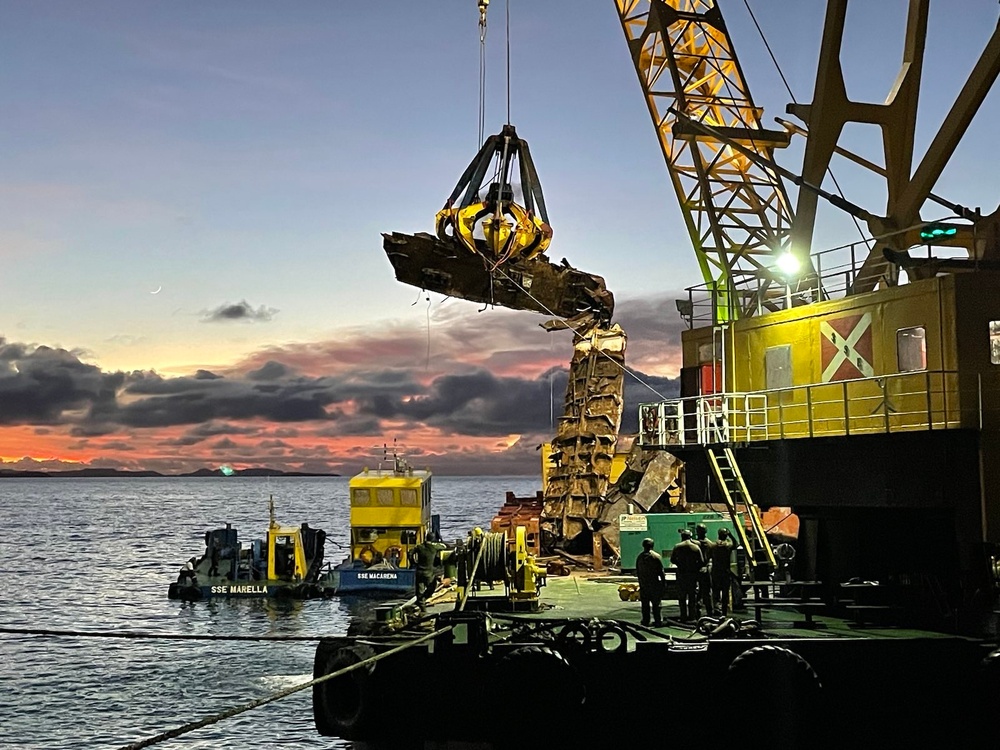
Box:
xmin=377 ymin=488 xmax=394 ymax=506
xmin=991 ymin=321 xmax=1000 ymax=364
xmin=897 ymin=326 xmax=926 ymax=372
xmin=400 ymin=488 xmax=418 ymax=506
xmin=351 ymin=488 xmax=370 ymax=506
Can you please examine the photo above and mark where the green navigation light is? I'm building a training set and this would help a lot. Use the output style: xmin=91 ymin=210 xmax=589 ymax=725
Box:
xmin=919 ymin=223 xmax=959 ymax=241
xmin=219 ymin=464 xmax=235 ymax=476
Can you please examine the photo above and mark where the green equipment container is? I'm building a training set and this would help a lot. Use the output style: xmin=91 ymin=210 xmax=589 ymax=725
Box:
xmin=619 ymin=511 xmax=740 ymax=570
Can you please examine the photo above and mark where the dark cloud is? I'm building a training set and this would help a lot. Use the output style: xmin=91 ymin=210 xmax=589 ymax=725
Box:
xmin=0 ymin=291 xmax=688 ymax=473
xmin=201 ymin=300 xmax=278 ymax=323
xmin=0 ymin=338 xmax=123 ymax=425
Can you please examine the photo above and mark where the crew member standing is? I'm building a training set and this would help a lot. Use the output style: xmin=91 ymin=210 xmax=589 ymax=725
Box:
xmin=411 ymin=532 xmax=443 ymax=611
xmin=710 ymin=528 xmax=736 ymax=615
xmin=694 ymin=523 xmax=715 ymax=616
xmin=671 ymin=528 xmax=704 ymax=622
xmin=635 ymin=537 xmax=666 ymax=627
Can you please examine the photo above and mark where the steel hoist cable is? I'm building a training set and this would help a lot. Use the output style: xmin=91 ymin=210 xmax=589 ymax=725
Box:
xmin=478 ymin=0 xmax=488 ymax=147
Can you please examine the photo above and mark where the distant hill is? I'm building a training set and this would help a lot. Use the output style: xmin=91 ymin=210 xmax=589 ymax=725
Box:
xmin=0 ymin=467 xmax=338 ymax=478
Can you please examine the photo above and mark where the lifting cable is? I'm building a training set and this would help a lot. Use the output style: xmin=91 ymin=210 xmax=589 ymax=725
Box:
xmin=478 ymin=0 xmax=488 ymax=147
xmin=505 ymin=0 xmax=511 ymax=125
xmin=114 ymin=626 xmax=453 ymax=750
xmin=738 ymin=0 xmax=872 ymax=256
xmin=492 ymin=265 xmax=670 ymax=402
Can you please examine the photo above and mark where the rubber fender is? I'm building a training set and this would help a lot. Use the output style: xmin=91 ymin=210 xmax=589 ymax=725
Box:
xmin=980 ymin=647 xmax=1000 ymax=696
xmin=555 ymin=622 xmax=593 ymax=653
xmin=494 ymin=645 xmax=585 ymax=711
xmin=178 ymin=585 xmax=201 ymax=602
xmin=728 ymin=645 xmax=822 ymax=750
xmin=313 ymin=643 xmax=377 ymax=739
xmin=594 ymin=622 xmax=628 ymax=655
xmin=167 ymin=582 xmax=179 ymax=600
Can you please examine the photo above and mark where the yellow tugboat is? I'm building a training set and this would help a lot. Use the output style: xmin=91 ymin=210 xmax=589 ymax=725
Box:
xmin=330 ymin=450 xmax=438 ymax=595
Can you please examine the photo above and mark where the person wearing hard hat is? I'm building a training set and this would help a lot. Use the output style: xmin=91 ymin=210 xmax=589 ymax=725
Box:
xmin=635 ymin=537 xmax=666 ymax=627
xmin=710 ymin=528 xmax=736 ymax=615
xmin=411 ymin=532 xmax=444 ymax=611
xmin=671 ymin=528 xmax=704 ymax=623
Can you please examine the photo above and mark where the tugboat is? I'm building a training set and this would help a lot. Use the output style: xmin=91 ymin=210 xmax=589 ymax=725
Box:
xmin=329 ymin=451 xmax=439 ymax=595
xmin=167 ymin=496 xmax=331 ymax=601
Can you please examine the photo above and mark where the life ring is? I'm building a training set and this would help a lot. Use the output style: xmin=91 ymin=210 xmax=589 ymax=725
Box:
xmin=358 ymin=545 xmax=377 ymax=566
xmin=594 ymin=622 xmax=628 ymax=655
xmin=728 ymin=645 xmax=821 ymax=749
xmin=313 ymin=642 xmax=378 ymax=740
xmin=555 ymin=622 xmax=593 ymax=653
xmin=384 ymin=546 xmax=403 ymax=567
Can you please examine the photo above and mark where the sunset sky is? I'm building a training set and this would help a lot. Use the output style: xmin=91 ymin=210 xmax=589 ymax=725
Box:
xmin=3 ymin=0 xmax=999 ymax=475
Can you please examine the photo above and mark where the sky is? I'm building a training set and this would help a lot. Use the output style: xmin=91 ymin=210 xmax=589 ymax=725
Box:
xmin=2 ymin=0 xmax=999 ymax=475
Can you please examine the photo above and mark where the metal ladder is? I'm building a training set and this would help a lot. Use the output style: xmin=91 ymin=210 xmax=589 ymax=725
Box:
xmin=706 ymin=447 xmax=776 ymax=572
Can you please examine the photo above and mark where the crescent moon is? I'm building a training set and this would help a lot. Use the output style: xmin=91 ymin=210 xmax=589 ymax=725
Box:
xmin=151 ymin=286 xmax=162 ymax=294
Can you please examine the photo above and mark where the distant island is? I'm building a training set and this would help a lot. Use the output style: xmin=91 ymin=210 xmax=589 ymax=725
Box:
xmin=0 ymin=467 xmax=339 ymax=478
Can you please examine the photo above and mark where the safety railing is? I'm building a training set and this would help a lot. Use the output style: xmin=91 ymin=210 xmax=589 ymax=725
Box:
xmin=639 ymin=369 xmax=993 ymax=447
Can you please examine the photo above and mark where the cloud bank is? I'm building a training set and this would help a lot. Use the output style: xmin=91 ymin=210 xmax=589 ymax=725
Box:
xmin=0 ymin=294 xmax=683 ymax=475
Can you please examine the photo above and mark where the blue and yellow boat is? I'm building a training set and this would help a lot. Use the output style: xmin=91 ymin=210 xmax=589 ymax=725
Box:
xmin=330 ymin=453 xmax=438 ymax=595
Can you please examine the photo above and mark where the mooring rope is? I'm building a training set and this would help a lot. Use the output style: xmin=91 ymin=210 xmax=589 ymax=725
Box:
xmin=114 ymin=625 xmax=453 ymax=750
xmin=0 ymin=626 xmax=326 ymax=642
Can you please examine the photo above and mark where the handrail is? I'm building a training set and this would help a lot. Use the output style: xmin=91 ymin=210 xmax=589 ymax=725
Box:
xmin=639 ymin=368 xmax=992 ymax=447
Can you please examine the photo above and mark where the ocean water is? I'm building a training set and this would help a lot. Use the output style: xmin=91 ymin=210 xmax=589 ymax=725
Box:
xmin=0 ymin=475 xmax=540 ymax=750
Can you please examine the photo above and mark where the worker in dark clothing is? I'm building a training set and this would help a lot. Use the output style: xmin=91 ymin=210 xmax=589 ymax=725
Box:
xmin=710 ymin=528 xmax=736 ymax=615
xmin=411 ymin=532 xmax=443 ymax=611
xmin=694 ymin=523 xmax=715 ymax=616
xmin=209 ymin=546 xmax=220 ymax=577
xmin=635 ymin=537 xmax=666 ymax=627
xmin=670 ymin=529 xmax=704 ymax=622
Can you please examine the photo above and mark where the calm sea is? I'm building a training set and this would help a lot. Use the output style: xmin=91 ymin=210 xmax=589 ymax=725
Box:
xmin=0 ymin=475 xmax=540 ymax=750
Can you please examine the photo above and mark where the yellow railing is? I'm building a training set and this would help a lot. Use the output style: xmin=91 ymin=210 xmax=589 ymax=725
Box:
xmin=639 ymin=370 xmax=993 ymax=446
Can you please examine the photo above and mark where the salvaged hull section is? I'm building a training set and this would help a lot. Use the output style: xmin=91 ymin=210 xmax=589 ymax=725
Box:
xmin=382 ymin=232 xmax=614 ymax=325
xmin=542 ymin=324 xmax=626 ymax=550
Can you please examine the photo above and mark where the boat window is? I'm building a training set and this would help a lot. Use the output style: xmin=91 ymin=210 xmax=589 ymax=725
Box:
xmin=401 ymin=529 xmax=418 ymax=545
xmin=897 ymin=326 xmax=927 ymax=372
xmin=354 ymin=528 xmax=379 ymax=543
xmin=377 ymin=488 xmax=394 ymax=506
xmin=351 ymin=488 xmax=370 ymax=506
xmin=400 ymin=488 xmax=418 ymax=506
xmin=991 ymin=321 xmax=1000 ymax=365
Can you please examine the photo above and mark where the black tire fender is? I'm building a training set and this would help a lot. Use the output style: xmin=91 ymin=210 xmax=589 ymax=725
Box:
xmin=980 ymin=647 xmax=1000 ymax=695
xmin=494 ymin=644 xmax=585 ymax=707
xmin=555 ymin=622 xmax=593 ymax=653
xmin=728 ymin=645 xmax=822 ymax=749
xmin=594 ymin=622 xmax=628 ymax=655
xmin=313 ymin=642 xmax=377 ymax=739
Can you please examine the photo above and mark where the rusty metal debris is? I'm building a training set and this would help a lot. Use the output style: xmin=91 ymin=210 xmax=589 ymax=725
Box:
xmin=382 ymin=126 xmax=641 ymax=554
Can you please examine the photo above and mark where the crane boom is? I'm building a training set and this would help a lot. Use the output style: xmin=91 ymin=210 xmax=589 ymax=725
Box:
xmin=614 ymin=0 xmax=795 ymax=319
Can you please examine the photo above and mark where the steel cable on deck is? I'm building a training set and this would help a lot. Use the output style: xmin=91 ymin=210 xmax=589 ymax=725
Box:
xmin=480 ymin=531 xmax=508 ymax=583
xmin=113 ymin=625 xmax=453 ymax=750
